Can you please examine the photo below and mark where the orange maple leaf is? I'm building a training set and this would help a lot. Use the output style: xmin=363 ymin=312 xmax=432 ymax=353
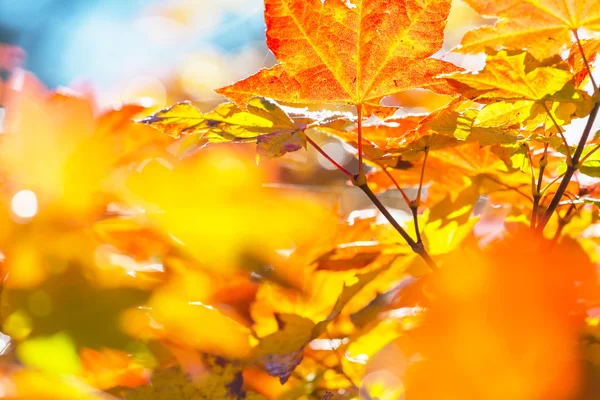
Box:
xmin=216 ymin=0 xmax=460 ymax=117
xmin=460 ymin=0 xmax=600 ymax=60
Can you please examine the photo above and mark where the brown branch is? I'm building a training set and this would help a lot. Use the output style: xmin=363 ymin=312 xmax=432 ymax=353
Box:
xmin=543 ymin=102 xmax=572 ymax=164
xmin=357 ymin=181 xmax=437 ymax=270
xmin=411 ymin=148 xmax=429 ymax=244
xmin=537 ymin=101 xmax=600 ymax=231
xmin=306 ymin=135 xmax=438 ymax=270
xmin=531 ymin=144 xmax=548 ymax=227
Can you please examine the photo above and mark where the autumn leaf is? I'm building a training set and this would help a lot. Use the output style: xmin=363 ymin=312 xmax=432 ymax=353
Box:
xmin=252 ymin=266 xmax=386 ymax=383
xmin=404 ymin=227 xmax=596 ymax=399
xmin=216 ymin=0 xmax=460 ymax=116
xmin=80 ymin=348 xmax=149 ymax=390
xmin=313 ymin=241 xmax=383 ymax=271
xmin=0 ymin=369 xmax=112 ymax=400
xmin=445 ymin=51 xmax=574 ymax=102
xmin=459 ymin=0 xmax=600 ymax=60
xmin=444 ymin=50 xmax=594 ymax=135
xmin=122 ymin=148 xmax=337 ymax=271
xmin=568 ymin=37 xmax=600 ymax=87
xmin=0 ymin=87 xmax=166 ymax=220
xmin=127 ymin=360 xmax=265 ymax=400
xmin=142 ymin=98 xmax=343 ymax=158
xmin=367 ymin=143 xmax=531 ymax=208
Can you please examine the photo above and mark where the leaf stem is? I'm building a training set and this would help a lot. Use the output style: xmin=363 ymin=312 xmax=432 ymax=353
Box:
xmin=542 ymin=102 xmax=572 ymax=164
xmin=356 ymin=104 xmax=366 ymax=185
xmin=537 ymin=101 xmax=600 ymax=231
xmin=540 ymin=172 xmax=565 ymax=196
xmin=381 ymin=167 xmax=412 ymax=208
xmin=415 ymin=149 xmax=429 ymax=207
xmin=307 ymin=129 xmax=437 ymax=270
xmin=356 ymin=182 xmax=437 ymax=270
xmin=411 ymin=148 xmax=429 ymax=244
xmin=305 ymin=133 xmax=354 ymax=179
xmin=381 ymin=165 xmax=423 ymax=243
xmin=574 ymin=29 xmax=598 ymax=92
xmin=526 ymin=145 xmax=538 ymax=227
xmin=531 ymin=144 xmax=548 ymax=227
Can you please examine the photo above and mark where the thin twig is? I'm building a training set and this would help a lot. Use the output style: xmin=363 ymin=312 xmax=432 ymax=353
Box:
xmin=381 ymin=164 xmax=423 ymax=244
xmin=411 ymin=149 xmax=429 ymax=244
xmin=543 ymin=102 xmax=572 ymax=164
xmin=525 ymin=144 xmax=538 ymax=227
xmin=357 ymin=182 xmax=437 ymax=270
xmin=307 ymin=128 xmax=438 ymax=270
xmin=356 ymin=104 xmax=366 ymax=184
xmin=540 ymin=172 xmax=565 ymax=196
xmin=381 ymin=167 xmax=412 ymax=208
xmin=537 ymin=101 xmax=600 ymax=231
xmin=306 ymin=133 xmax=354 ymax=179
xmin=574 ymin=29 xmax=598 ymax=92
xmin=531 ymin=144 xmax=548 ymax=227
xmin=415 ymin=149 xmax=429 ymax=207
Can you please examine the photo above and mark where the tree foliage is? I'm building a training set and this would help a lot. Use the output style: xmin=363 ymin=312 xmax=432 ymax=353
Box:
xmin=1 ymin=0 xmax=600 ymax=399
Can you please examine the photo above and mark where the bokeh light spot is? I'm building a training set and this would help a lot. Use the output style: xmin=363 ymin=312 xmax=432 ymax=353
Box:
xmin=11 ymin=190 xmax=38 ymax=220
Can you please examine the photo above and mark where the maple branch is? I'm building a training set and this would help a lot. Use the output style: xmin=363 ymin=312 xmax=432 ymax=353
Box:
xmin=574 ymin=29 xmax=598 ymax=92
xmin=356 ymin=104 xmax=366 ymax=184
xmin=537 ymin=101 xmax=600 ymax=231
xmin=380 ymin=166 xmax=423 ymax=243
xmin=542 ymin=102 xmax=572 ymax=164
xmin=531 ymin=144 xmax=548 ymax=227
xmin=356 ymin=182 xmax=437 ymax=270
xmin=411 ymin=148 xmax=429 ymax=244
xmin=415 ymin=149 xmax=429 ymax=208
xmin=306 ymin=134 xmax=437 ymax=269
xmin=526 ymin=145 xmax=538 ymax=227
xmin=305 ymin=133 xmax=354 ymax=179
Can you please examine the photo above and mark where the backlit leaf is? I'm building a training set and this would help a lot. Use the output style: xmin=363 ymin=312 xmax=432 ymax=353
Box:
xmin=568 ymin=37 xmax=600 ymax=87
xmin=459 ymin=0 xmax=600 ymax=60
xmin=444 ymin=51 xmax=573 ymax=102
xmin=127 ymin=360 xmax=265 ymax=400
xmin=216 ymin=0 xmax=461 ymax=116
xmin=252 ymin=267 xmax=386 ymax=383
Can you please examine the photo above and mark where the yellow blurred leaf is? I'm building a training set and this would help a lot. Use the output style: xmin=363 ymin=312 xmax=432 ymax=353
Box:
xmin=459 ymin=0 xmax=600 ymax=60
